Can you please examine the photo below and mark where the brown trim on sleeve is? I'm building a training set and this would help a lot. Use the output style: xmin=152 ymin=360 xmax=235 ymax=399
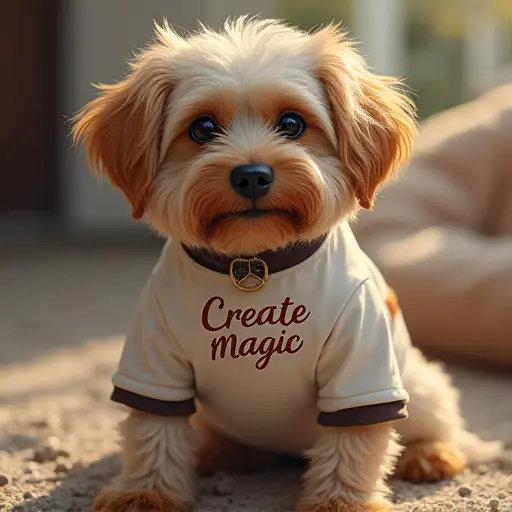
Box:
xmin=111 ymin=387 xmax=196 ymax=417
xmin=318 ymin=400 xmax=408 ymax=427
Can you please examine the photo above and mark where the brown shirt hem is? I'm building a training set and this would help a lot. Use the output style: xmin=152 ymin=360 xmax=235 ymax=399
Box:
xmin=318 ymin=400 xmax=408 ymax=427
xmin=111 ymin=386 xmax=196 ymax=416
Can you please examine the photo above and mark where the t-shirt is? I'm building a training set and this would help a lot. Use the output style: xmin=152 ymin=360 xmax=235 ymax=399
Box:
xmin=111 ymin=221 xmax=410 ymax=454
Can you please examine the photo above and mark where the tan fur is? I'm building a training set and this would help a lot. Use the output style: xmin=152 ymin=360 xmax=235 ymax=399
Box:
xmin=72 ymin=30 xmax=180 ymax=219
xmin=72 ymin=17 xmax=415 ymax=256
xmin=69 ymin=16 xmax=485 ymax=511
xmin=395 ymin=441 xmax=466 ymax=482
xmin=312 ymin=26 xmax=417 ymax=209
xmin=395 ymin=347 xmax=465 ymax=446
xmin=391 ymin=347 xmax=499 ymax=478
xmin=93 ymin=489 xmax=189 ymax=512
xmin=384 ymin=288 xmax=399 ymax=318
xmin=297 ymin=499 xmax=391 ymax=511
xmin=298 ymin=424 xmax=401 ymax=509
xmin=104 ymin=411 xmax=197 ymax=505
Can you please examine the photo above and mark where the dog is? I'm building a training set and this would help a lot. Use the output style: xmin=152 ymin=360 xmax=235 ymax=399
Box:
xmin=72 ymin=17 xmax=500 ymax=512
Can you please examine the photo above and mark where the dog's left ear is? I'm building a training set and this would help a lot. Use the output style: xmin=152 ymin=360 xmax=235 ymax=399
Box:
xmin=72 ymin=22 xmax=182 ymax=219
xmin=312 ymin=26 xmax=417 ymax=209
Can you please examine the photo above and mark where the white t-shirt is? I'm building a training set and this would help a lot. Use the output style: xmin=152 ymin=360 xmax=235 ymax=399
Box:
xmin=112 ymin=221 xmax=410 ymax=453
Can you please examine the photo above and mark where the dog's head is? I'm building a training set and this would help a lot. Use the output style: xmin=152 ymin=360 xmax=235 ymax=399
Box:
xmin=72 ymin=17 xmax=416 ymax=255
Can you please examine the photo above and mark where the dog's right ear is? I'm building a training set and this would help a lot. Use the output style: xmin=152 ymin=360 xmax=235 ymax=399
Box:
xmin=72 ymin=22 xmax=182 ymax=219
xmin=311 ymin=25 xmax=417 ymax=210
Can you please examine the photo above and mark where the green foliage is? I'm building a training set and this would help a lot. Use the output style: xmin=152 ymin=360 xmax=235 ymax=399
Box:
xmin=283 ymin=0 xmax=511 ymax=119
xmin=406 ymin=2 xmax=465 ymax=118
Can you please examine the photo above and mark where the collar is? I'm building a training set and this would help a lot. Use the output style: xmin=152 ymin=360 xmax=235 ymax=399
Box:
xmin=182 ymin=234 xmax=328 ymax=275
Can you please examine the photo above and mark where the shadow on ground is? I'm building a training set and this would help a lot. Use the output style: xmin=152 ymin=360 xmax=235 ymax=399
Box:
xmin=0 ymin=243 xmax=161 ymax=367
xmin=21 ymin=452 xmax=457 ymax=512
xmin=22 ymin=454 xmax=120 ymax=512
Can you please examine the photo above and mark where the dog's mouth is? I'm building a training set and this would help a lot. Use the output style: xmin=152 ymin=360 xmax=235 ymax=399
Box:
xmin=234 ymin=208 xmax=272 ymax=218
xmin=209 ymin=208 xmax=299 ymax=228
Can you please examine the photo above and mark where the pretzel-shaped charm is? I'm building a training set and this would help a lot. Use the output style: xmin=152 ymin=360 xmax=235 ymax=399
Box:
xmin=229 ymin=258 xmax=268 ymax=291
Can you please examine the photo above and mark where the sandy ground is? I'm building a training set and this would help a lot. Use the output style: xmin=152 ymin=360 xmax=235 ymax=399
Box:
xmin=1 ymin=244 xmax=511 ymax=511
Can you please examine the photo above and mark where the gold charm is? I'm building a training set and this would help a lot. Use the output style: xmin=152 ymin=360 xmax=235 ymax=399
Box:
xmin=229 ymin=258 xmax=268 ymax=292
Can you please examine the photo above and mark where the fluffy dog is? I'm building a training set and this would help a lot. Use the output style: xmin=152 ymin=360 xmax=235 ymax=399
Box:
xmin=73 ymin=17 xmax=499 ymax=512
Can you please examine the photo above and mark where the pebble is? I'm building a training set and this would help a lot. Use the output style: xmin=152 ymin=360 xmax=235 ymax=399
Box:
xmin=25 ymin=477 xmax=42 ymax=484
xmin=21 ymin=449 xmax=36 ymax=461
xmin=476 ymin=464 xmax=490 ymax=474
xmin=488 ymin=497 xmax=500 ymax=511
xmin=23 ymin=462 xmax=40 ymax=474
xmin=458 ymin=485 xmax=473 ymax=497
xmin=30 ymin=413 xmax=61 ymax=429
xmin=33 ymin=436 xmax=69 ymax=462
xmin=213 ymin=472 xmax=235 ymax=496
xmin=23 ymin=491 xmax=34 ymax=499
xmin=25 ymin=469 xmax=41 ymax=481
xmin=0 ymin=473 xmax=11 ymax=486
xmin=55 ymin=459 xmax=73 ymax=474
xmin=1 ymin=485 xmax=20 ymax=496
xmin=498 ymin=492 xmax=507 ymax=499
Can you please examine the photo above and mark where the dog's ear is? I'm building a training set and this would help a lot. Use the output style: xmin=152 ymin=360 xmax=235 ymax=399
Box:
xmin=72 ymin=22 xmax=181 ymax=219
xmin=313 ymin=26 xmax=417 ymax=209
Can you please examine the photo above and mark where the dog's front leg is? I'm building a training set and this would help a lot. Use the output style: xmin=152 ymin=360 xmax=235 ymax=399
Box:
xmin=94 ymin=411 xmax=197 ymax=512
xmin=297 ymin=423 xmax=401 ymax=512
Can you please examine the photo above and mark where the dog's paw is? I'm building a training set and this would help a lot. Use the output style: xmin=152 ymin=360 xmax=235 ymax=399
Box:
xmin=93 ymin=489 xmax=189 ymax=512
xmin=296 ymin=499 xmax=391 ymax=511
xmin=396 ymin=441 xmax=466 ymax=483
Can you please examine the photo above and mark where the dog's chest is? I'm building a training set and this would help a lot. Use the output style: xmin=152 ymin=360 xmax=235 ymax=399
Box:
xmin=187 ymin=289 xmax=333 ymax=387
xmin=154 ymin=223 xmax=395 ymax=451
xmin=170 ymin=279 xmax=342 ymax=451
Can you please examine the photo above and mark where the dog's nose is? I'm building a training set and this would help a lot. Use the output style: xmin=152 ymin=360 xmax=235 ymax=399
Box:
xmin=230 ymin=164 xmax=274 ymax=199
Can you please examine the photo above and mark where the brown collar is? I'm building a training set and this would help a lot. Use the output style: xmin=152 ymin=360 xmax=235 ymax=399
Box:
xmin=182 ymin=235 xmax=328 ymax=275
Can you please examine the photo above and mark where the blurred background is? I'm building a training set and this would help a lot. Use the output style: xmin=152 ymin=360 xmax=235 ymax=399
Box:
xmin=1 ymin=0 xmax=511 ymax=365
xmin=1 ymin=5 xmax=511 ymax=510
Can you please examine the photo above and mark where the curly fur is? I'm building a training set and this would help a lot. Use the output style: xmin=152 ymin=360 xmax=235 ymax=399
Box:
xmin=100 ymin=412 xmax=197 ymax=507
xmin=298 ymin=424 xmax=402 ymax=509
xmin=73 ymin=16 xmax=416 ymax=256
xmin=71 ymin=16 xmax=499 ymax=512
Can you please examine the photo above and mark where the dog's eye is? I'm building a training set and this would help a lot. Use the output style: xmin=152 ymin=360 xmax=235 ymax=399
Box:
xmin=277 ymin=112 xmax=306 ymax=139
xmin=189 ymin=116 xmax=218 ymax=143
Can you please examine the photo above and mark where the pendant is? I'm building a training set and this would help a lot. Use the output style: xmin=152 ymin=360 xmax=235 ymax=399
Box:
xmin=229 ymin=257 xmax=268 ymax=292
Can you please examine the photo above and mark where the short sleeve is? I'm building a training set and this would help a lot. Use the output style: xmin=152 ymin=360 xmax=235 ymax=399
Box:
xmin=316 ymin=279 xmax=409 ymax=427
xmin=111 ymin=278 xmax=196 ymax=416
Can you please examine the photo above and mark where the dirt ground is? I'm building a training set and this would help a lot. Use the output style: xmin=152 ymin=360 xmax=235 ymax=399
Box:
xmin=1 ymin=244 xmax=511 ymax=511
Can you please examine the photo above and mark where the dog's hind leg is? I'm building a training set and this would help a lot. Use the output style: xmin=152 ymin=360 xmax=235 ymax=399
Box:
xmin=394 ymin=347 xmax=466 ymax=482
xmin=394 ymin=347 xmax=501 ymax=482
